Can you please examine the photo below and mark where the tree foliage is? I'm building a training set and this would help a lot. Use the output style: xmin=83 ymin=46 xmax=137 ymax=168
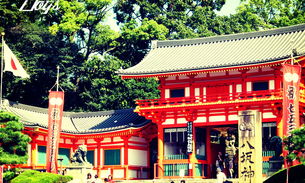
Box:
xmin=283 ymin=126 xmax=305 ymax=164
xmin=114 ymin=0 xmax=225 ymax=39
xmin=0 ymin=111 xmax=31 ymax=165
xmin=1 ymin=0 xmax=305 ymax=112
xmin=11 ymin=170 xmax=73 ymax=183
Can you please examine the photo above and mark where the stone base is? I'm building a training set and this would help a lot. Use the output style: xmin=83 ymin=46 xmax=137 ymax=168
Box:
xmin=65 ymin=165 xmax=93 ymax=183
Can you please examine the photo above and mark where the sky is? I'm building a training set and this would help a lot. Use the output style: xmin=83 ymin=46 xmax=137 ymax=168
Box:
xmin=217 ymin=0 xmax=241 ymax=16
xmin=105 ymin=0 xmax=241 ymax=32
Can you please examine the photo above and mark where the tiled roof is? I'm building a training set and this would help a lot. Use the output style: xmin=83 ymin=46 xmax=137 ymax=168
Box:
xmin=118 ymin=24 xmax=305 ymax=77
xmin=2 ymin=100 xmax=149 ymax=134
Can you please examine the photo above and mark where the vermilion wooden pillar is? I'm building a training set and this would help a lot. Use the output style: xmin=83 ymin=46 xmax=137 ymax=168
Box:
xmin=206 ymin=127 xmax=212 ymax=178
xmin=123 ymin=136 xmax=130 ymax=179
xmin=29 ymin=133 xmax=38 ymax=169
xmin=157 ymin=125 xmax=164 ymax=179
xmin=189 ymin=122 xmax=196 ymax=177
xmin=95 ymin=138 xmax=103 ymax=177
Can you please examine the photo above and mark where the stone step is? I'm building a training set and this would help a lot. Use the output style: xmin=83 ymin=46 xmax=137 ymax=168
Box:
xmin=116 ymin=179 xmax=239 ymax=183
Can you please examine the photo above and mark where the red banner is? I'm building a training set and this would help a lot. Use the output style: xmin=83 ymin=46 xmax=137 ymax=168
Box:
xmin=46 ymin=91 xmax=64 ymax=173
xmin=283 ymin=64 xmax=301 ymax=137
xmin=0 ymin=166 xmax=3 ymax=183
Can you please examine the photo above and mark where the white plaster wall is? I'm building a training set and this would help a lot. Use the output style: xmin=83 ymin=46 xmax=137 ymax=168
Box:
xmin=129 ymin=136 xmax=146 ymax=143
xmin=128 ymin=143 xmax=147 ymax=147
xmin=128 ymin=149 xmax=148 ymax=166
xmin=165 ymin=89 xmax=170 ymax=98
xmin=228 ymin=115 xmax=238 ymax=121
xmin=229 ymin=70 xmax=240 ymax=75
xmin=77 ymin=139 xmax=85 ymax=144
xmin=195 ymin=73 xmax=207 ymax=78
xmin=162 ymin=118 xmax=175 ymax=125
xmin=102 ymin=138 xmax=111 ymax=143
xmin=113 ymin=169 xmax=124 ymax=179
xmin=185 ymin=87 xmax=190 ymax=97
xmin=247 ymin=68 xmax=259 ymax=73
xmin=236 ymin=84 xmax=242 ymax=93
xmin=100 ymin=169 xmax=110 ymax=179
xmin=128 ymin=170 xmax=137 ymax=179
xmin=65 ymin=139 xmax=72 ymax=144
xmin=262 ymin=67 xmax=273 ymax=71
xmin=210 ymin=72 xmax=226 ymax=76
xmin=247 ymin=82 xmax=252 ymax=92
xmin=263 ymin=112 xmax=276 ymax=119
xmin=113 ymin=137 xmax=122 ymax=142
xmin=128 ymin=170 xmax=148 ymax=179
xmin=209 ymin=115 xmax=226 ymax=122
xmin=100 ymin=143 xmax=124 ymax=148
xmin=87 ymin=139 xmax=96 ymax=144
xmin=166 ymin=76 xmax=176 ymax=80
xmin=195 ymin=88 xmax=200 ymax=96
xmin=179 ymin=75 xmax=189 ymax=79
xmin=269 ymin=80 xmax=275 ymax=90
xmin=177 ymin=118 xmax=187 ymax=124
xmin=37 ymin=135 xmax=44 ymax=141
xmin=193 ymin=117 xmax=206 ymax=123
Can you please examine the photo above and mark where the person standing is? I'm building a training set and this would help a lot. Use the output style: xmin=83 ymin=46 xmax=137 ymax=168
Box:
xmin=92 ymin=175 xmax=102 ymax=183
xmin=87 ymin=173 xmax=93 ymax=183
xmin=216 ymin=168 xmax=232 ymax=183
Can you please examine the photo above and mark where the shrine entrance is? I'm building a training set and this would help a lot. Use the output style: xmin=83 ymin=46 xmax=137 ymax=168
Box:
xmin=210 ymin=125 xmax=238 ymax=178
xmin=149 ymin=138 xmax=158 ymax=179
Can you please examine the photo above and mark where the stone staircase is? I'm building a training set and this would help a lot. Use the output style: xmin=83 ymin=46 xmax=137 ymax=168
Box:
xmin=116 ymin=178 xmax=239 ymax=183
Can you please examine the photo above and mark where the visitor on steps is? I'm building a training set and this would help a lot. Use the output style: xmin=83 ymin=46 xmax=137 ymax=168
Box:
xmin=216 ymin=168 xmax=232 ymax=183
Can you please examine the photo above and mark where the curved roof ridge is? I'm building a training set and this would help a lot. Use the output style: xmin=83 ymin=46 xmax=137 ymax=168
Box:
xmin=3 ymin=100 xmax=151 ymax=135
xmin=157 ymin=24 xmax=305 ymax=48
xmin=4 ymin=100 xmax=48 ymax=114
xmin=69 ymin=108 xmax=134 ymax=118
xmin=3 ymin=100 xmax=135 ymax=118
xmin=119 ymin=23 xmax=305 ymax=77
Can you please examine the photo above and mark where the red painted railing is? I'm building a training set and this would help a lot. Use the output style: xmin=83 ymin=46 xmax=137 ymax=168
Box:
xmin=136 ymin=89 xmax=286 ymax=108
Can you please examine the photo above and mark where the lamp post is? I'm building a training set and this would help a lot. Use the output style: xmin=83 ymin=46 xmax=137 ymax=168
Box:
xmin=58 ymin=156 xmax=63 ymax=175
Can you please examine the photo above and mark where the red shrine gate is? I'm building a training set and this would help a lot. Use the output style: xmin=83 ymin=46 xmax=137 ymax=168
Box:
xmin=119 ymin=24 xmax=305 ymax=178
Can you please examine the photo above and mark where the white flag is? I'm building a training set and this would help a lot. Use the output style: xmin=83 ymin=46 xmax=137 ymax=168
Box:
xmin=3 ymin=42 xmax=30 ymax=78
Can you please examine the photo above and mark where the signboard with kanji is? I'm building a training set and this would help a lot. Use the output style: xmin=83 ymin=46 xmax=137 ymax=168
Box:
xmin=186 ymin=121 xmax=193 ymax=154
xmin=282 ymin=63 xmax=301 ymax=136
xmin=238 ymin=110 xmax=262 ymax=183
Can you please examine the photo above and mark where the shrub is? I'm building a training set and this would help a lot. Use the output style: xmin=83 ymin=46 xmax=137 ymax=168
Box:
xmin=11 ymin=170 xmax=73 ymax=183
xmin=264 ymin=164 xmax=305 ymax=183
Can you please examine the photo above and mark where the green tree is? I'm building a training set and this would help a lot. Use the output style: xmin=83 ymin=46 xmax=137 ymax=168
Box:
xmin=112 ymin=18 xmax=168 ymax=66
xmin=0 ymin=111 xmax=31 ymax=164
xmin=0 ymin=111 xmax=31 ymax=182
xmin=114 ymin=0 xmax=226 ymax=39
xmin=76 ymin=55 xmax=159 ymax=111
xmin=1 ymin=0 xmax=164 ymax=111
xmin=283 ymin=126 xmax=305 ymax=164
xmin=3 ymin=0 xmax=305 ymax=112
xmin=238 ymin=0 xmax=305 ymax=27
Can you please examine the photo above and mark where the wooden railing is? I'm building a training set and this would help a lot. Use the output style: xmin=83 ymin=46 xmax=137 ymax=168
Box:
xmin=154 ymin=162 xmax=206 ymax=179
xmin=136 ymin=89 xmax=285 ymax=108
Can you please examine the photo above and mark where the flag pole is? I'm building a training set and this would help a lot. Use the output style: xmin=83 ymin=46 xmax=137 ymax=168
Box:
xmin=56 ymin=65 xmax=59 ymax=92
xmin=0 ymin=32 xmax=5 ymax=106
